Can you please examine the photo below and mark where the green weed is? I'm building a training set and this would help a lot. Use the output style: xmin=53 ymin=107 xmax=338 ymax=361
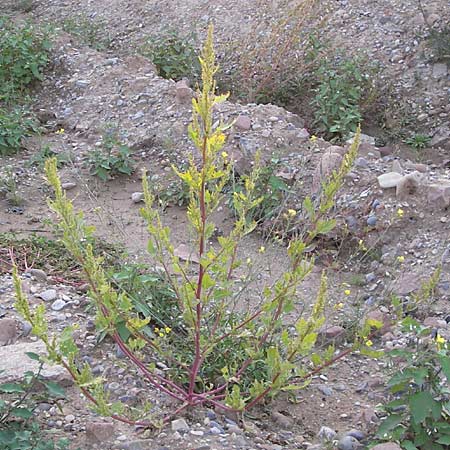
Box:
xmin=140 ymin=31 xmax=200 ymax=81
xmin=61 ymin=15 xmax=110 ymax=51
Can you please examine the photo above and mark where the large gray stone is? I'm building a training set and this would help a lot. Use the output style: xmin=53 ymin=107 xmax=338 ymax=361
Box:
xmin=0 ymin=341 xmax=68 ymax=383
xmin=377 ymin=172 xmax=403 ymax=189
xmin=0 ymin=318 xmax=18 ymax=346
xmin=370 ymin=443 xmax=402 ymax=450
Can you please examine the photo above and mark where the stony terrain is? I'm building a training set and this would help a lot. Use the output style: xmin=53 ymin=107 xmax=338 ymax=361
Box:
xmin=0 ymin=0 xmax=449 ymax=449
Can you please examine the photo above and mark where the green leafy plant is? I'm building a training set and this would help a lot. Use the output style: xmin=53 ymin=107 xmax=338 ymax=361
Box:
xmin=312 ymin=55 xmax=376 ymax=141
xmin=0 ymin=18 xmax=51 ymax=102
xmin=152 ymin=178 xmax=191 ymax=209
xmin=0 ymin=107 xmax=35 ymax=156
xmin=404 ymin=134 xmax=431 ymax=150
xmin=0 ymin=353 xmax=68 ymax=450
xmin=428 ymin=27 xmax=450 ymax=62
xmin=13 ymin=27 xmax=381 ymax=427
xmin=0 ymin=232 xmax=122 ymax=281
xmin=29 ymin=145 xmax=70 ymax=168
xmin=225 ymin=160 xmax=291 ymax=226
xmin=373 ymin=317 xmax=450 ymax=450
xmin=61 ymin=15 xmax=110 ymax=51
xmin=0 ymin=168 xmax=23 ymax=206
xmin=140 ymin=31 xmax=200 ymax=81
xmin=86 ymin=127 xmax=134 ymax=181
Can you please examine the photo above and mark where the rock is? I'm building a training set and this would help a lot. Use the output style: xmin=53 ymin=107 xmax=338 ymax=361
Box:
xmin=61 ymin=182 xmax=77 ymax=190
xmin=171 ymin=418 xmax=189 ymax=433
xmin=355 ymin=157 xmax=368 ymax=168
xmin=234 ymin=115 xmax=252 ymax=131
xmin=346 ymin=429 xmax=365 ymax=441
xmin=431 ymin=126 xmax=450 ymax=148
xmin=313 ymin=152 xmax=343 ymax=192
xmin=358 ymin=142 xmax=380 ymax=159
xmin=364 ymin=309 xmax=391 ymax=334
xmin=379 ymin=146 xmax=394 ymax=157
xmin=271 ymin=411 xmax=294 ymax=428
xmin=131 ymin=192 xmax=144 ymax=203
xmin=367 ymin=215 xmax=377 ymax=227
xmin=393 ymin=273 xmax=422 ymax=295
xmin=396 ymin=172 xmax=421 ymax=199
xmin=317 ymin=384 xmax=333 ymax=396
xmin=317 ymin=426 xmax=337 ymax=442
xmin=326 ymin=145 xmax=347 ymax=156
xmin=39 ymin=289 xmax=57 ymax=302
xmin=175 ymin=79 xmax=193 ymax=104
xmin=86 ymin=421 xmax=115 ymax=443
xmin=337 ymin=435 xmax=361 ymax=450
xmin=370 ymin=444 xmax=402 ymax=450
xmin=319 ymin=325 xmax=345 ymax=341
xmin=27 ymin=268 xmax=48 ymax=282
xmin=0 ymin=341 xmax=69 ymax=383
xmin=174 ymin=244 xmax=200 ymax=263
xmin=0 ymin=318 xmax=18 ymax=346
xmin=423 ymin=317 xmax=448 ymax=329
xmin=427 ymin=181 xmax=450 ymax=209
xmin=391 ymin=160 xmax=403 ymax=174
xmin=51 ymin=299 xmax=67 ymax=311
xmin=377 ymin=172 xmax=403 ymax=189
xmin=20 ymin=321 xmax=32 ymax=337
xmin=432 ymin=63 xmax=448 ymax=79
xmin=119 ymin=440 xmax=153 ymax=450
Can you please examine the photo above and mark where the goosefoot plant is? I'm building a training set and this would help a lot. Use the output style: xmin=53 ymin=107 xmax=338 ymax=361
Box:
xmin=14 ymin=27 xmax=380 ymax=426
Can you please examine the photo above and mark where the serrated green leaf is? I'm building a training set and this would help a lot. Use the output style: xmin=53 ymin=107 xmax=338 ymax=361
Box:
xmin=0 ymin=383 xmax=25 ymax=394
xmin=409 ymin=391 xmax=441 ymax=424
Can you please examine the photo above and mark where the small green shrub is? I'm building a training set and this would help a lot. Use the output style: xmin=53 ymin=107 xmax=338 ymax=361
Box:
xmin=405 ymin=134 xmax=431 ymax=150
xmin=152 ymin=177 xmax=191 ymax=209
xmin=13 ymin=27 xmax=382 ymax=427
xmin=428 ymin=27 xmax=450 ymax=62
xmin=140 ymin=31 xmax=200 ymax=81
xmin=86 ymin=128 xmax=134 ymax=180
xmin=312 ymin=55 xmax=376 ymax=141
xmin=0 ymin=353 xmax=69 ymax=450
xmin=0 ymin=232 xmax=122 ymax=280
xmin=29 ymin=145 xmax=70 ymax=168
xmin=0 ymin=18 xmax=50 ymax=102
xmin=61 ymin=15 xmax=110 ymax=51
xmin=225 ymin=160 xmax=291 ymax=224
xmin=373 ymin=317 xmax=450 ymax=449
xmin=0 ymin=168 xmax=23 ymax=206
xmin=0 ymin=108 xmax=35 ymax=156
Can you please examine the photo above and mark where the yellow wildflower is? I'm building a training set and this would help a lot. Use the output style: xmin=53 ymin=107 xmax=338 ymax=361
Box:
xmin=165 ymin=327 xmax=172 ymax=334
xmin=310 ymin=135 xmax=317 ymax=143
xmin=258 ymin=246 xmax=265 ymax=253
xmin=344 ymin=289 xmax=351 ymax=296
xmin=397 ymin=208 xmax=404 ymax=218
xmin=436 ymin=334 xmax=446 ymax=350
xmin=159 ymin=332 xmax=164 ymax=338
xmin=365 ymin=340 xmax=373 ymax=347
xmin=55 ymin=128 xmax=65 ymax=135
xmin=221 ymin=151 xmax=228 ymax=159
xmin=334 ymin=302 xmax=344 ymax=310
xmin=397 ymin=255 xmax=405 ymax=263
xmin=287 ymin=209 xmax=297 ymax=217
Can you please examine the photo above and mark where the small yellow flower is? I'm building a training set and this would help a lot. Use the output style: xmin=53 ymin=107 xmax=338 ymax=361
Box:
xmin=397 ymin=208 xmax=404 ymax=218
xmin=221 ymin=151 xmax=228 ymax=159
xmin=334 ymin=302 xmax=344 ymax=310
xmin=358 ymin=239 xmax=367 ymax=251
xmin=55 ymin=128 xmax=65 ymax=135
xmin=436 ymin=334 xmax=445 ymax=344
xmin=258 ymin=246 xmax=265 ymax=253
xmin=365 ymin=340 xmax=373 ymax=347
xmin=287 ymin=209 xmax=297 ymax=217
xmin=159 ymin=332 xmax=164 ymax=338
xmin=310 ymin=135 xmax=317 ymax=143
xmin=154 ymin=327 xmax=160 ymax=333
xmin=397 ymin=255 xmax=405 ymax=263
xmin=344 ymin=289 xmax=351 ymax=296
xmin=165 ymin=326 xmax=172 ymax=334
xmin=246 ymin=257 xmax=252 ymax=264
